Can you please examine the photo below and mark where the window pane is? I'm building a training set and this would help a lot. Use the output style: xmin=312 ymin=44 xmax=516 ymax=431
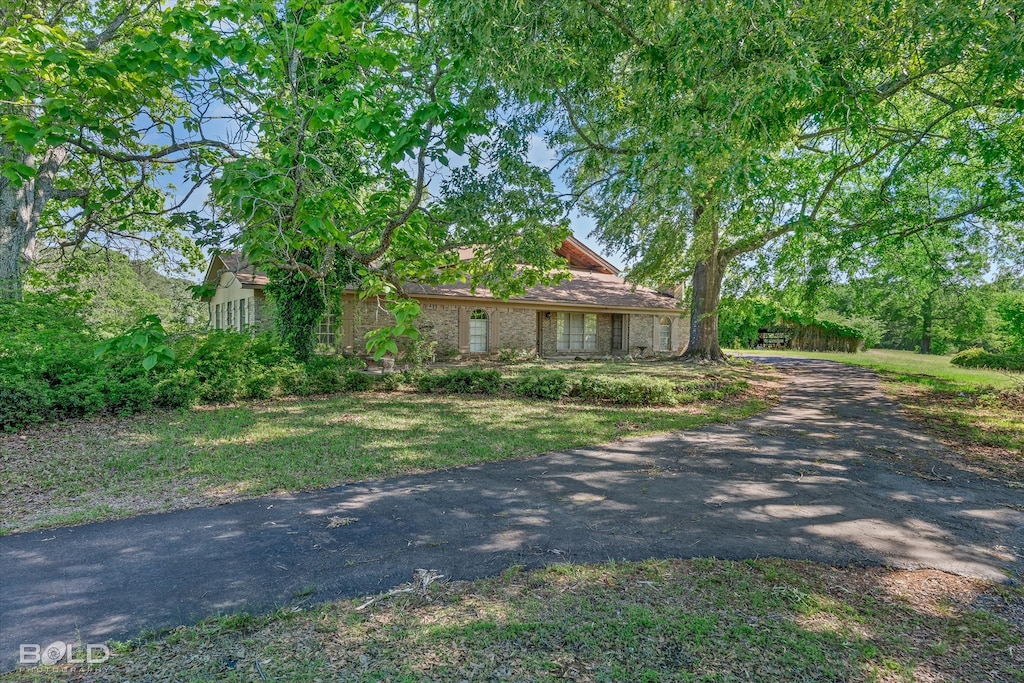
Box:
xmin=556 ymin=313 xmax=568 ymax=352
xmin=658 ymin=317 xmax=671 ymax=351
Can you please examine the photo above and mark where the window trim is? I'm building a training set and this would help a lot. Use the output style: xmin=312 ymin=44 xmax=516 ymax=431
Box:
xmin=469 ymin=309 xmax=489 ymax=353
xmin=557 ymin=312 xmax=597 ymax=352
xmin=657 ymin=316 xmax=672 ymax=351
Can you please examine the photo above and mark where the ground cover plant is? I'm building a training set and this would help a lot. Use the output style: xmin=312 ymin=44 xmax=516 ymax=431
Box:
xmin=736 ymin=348 xmax=1024 ymax=483
xmin=3 ymin=558 xmax=1020 ymax=682
xmin=0 ymin=361 xmax=777 ymax=534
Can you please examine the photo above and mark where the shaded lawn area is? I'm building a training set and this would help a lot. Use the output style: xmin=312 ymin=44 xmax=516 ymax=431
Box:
xmin=5 ymin=559 xmax=1020 ymax=682
xmin=0 ymin=361 xmax=777 ymax=534
xmin=735 ymin=348 xmax=1024 ymax=484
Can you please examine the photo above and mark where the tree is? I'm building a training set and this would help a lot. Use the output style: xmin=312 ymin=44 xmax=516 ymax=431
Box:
xmin=0 ymin=0 xmax=237 ymax=300
xmin=439 ymin=0 xmax=1024 ymax=359
xmin=204 ymin=0 xmax=569 ymax=357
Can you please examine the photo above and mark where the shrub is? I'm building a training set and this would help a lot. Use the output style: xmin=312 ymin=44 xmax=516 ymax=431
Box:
xmin=576 ymin=375 xmax=677 ymax=405
xmin=342 ymin=371 xmax=377 ymax=392
xmin=951 ymin=348 xmax=1024 ymax=372
xmin=416 ymin=368 xmax=505 ymax=394
xmin=377 ymin=372 xmax=406 ymax=391
xmin=0 ymin=379 xmax=52 ymax=431
xmin=154 ymin=368 xmax=202 ymax=409
xmin=511 ymin=369 xmax=572 ymax=400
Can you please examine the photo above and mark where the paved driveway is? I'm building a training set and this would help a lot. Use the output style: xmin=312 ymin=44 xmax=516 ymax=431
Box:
xmin=1 ymin=357 xmax=1021 ymax=670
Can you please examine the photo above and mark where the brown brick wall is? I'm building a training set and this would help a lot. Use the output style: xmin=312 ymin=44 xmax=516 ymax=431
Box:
xmin=338 ymin=297 xmax=683 ymax=358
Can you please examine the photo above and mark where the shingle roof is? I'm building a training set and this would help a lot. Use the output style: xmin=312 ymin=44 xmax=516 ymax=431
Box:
xmin=209 ymin=253 xmax=269 ymax=287
xmin=406 ymin=269 xmax=680 ymax=312
xmin=206 ymin=250 xmax=681 ymax=312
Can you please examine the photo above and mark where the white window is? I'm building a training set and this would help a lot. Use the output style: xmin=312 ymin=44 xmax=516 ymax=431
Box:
xmin=215 ymin=303 xmax=222 ymax=329
xmin=469 ymin=309 xmax=488 ymax=352
xmin=318 ymin=315 xmax=335 ymax=347
xmin=226 ymin=300 xmax=234 ymax=328
xmin=239 ymin=297 xmax=247 ymax=330
xmin=658 ymin=316 xmax=672 ymax=351
xmin=557 ymin=312 xmax=597 ymax=352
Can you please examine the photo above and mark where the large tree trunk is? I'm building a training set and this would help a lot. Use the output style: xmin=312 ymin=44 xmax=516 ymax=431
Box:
xmin=680 ymin=199 xmax=728 ymax=361
xmin=681 ymin=253 xmax=727 ymax=360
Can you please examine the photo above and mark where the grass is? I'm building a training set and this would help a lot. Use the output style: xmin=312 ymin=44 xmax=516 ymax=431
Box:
xmin=734 ymin=348 xmax=1024 ymax=483
xmin=5 ymin=558 xmax=1021 ymax=682
xmin=732 ymin=347 xmax=1021 ymax=389
xmin=0 ymin=360 xmax=777 ymax=534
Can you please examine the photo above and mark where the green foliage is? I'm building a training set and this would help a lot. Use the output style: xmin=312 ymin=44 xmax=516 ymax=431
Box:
xmin=951 ymin=348 xmax=1024 ymax=373
xmin=719 ymin=297 xmax=863 ymax=352
xmin=511 ymin=369 xmax=572 ymax=400
xmin=95 ymin=315 xmax=175 ymax=371
xmin=418 ymin=367 xmax=681 ymax=405
xmin=208 ymin=0 xmax=568 ymax=358
xmin=442 ymin=0 xmax=1024 ymax=357
xmin=1 ymin=0 xmax=224 ymax=297
xmin=997 ymin=294 xmax=1024 ymax=351
xmin=264 ymin=266 xmax=327 ymax=363
xmin=576 ymin=376 xmax=677 ymax=406
xmin=417 ymin=368 xmax=506 ymax=395
xmin=365 ymin=299 xmax=421 ymax=361
xmin=0 ymin=378 xmax=52 ymax=431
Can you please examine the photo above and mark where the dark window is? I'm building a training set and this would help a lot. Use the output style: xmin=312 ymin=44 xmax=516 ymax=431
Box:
xmin=611 ymin=314 xmax=624 ymax=351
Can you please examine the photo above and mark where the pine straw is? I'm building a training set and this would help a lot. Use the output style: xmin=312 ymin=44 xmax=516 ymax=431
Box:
xmin=884 ymin=383 xmax=1024 ymax=486
xmin=7 ymin=559 xmax=1020 ymax=682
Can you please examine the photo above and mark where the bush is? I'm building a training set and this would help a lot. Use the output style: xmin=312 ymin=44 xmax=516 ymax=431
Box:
xmin=154 ymin=368 xmax=202 ymax=409
xmin=0 ymin=379 xmax=52 ymax=432
xmin=378 ymin=372 xmax=406 ymax=391
xmin=342 ymin=371 xmax=377 ymax=392
xmin=951 ymin=348 xmax=1024 ymax=372
xmin=416 ymin=368 xmax=505 ymax=394
xmin=576 ymin=375 xmax=678 ymax=405
xmin=511 ymin=369 xmax=572 ymax=400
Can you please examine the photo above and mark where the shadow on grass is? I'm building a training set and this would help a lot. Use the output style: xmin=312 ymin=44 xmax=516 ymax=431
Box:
xmin=4 ymin=560 xmax=1019 ymax=682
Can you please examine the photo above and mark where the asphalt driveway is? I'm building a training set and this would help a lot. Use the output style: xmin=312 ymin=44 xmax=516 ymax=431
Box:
xmin=1 ymin=356 xmax=1021 ymax=670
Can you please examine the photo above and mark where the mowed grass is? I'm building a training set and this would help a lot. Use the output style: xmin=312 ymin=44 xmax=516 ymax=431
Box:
xmin=733 ymin=347 xmax=1020 ymax=389
xmin=6 ymin=559 xmax=1021 ymax=682
xmin=734 ymin=348 xmax=1024 ymax=483
xmin=0 ymin=361 xmax=776 ymax=534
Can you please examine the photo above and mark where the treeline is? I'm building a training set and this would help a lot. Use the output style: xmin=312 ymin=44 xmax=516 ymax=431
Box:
xmin=720 ymin=274 xmax=1024 ymax=359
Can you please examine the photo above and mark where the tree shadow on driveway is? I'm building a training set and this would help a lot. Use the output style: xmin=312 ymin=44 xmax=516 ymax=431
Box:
xmin=1 ymin=357 xmax=1021 ymax=670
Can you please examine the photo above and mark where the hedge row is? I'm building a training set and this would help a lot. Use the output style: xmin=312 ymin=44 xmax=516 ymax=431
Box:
xmin=950 ymin=348 xmax=1024 ymax=372
xmin=415 ymin=368 xmax=746 ymax=406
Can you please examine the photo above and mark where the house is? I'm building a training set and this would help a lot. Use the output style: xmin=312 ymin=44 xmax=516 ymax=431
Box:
xmin=202 ymin=236 xmax=686 ymax=358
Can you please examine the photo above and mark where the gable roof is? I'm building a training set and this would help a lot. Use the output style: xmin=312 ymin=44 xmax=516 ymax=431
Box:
xmin=202 ymin=252 xmax=269 ymax=291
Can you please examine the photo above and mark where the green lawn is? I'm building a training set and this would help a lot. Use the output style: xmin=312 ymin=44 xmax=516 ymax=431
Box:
xmin=6 ymin=559 xmax=1020 ymax=682
xmin=733 ymin=347 xmax=1024 ymax=483
xmin=732 ymin=347 xmax=1021 ymax=389
xmin=0 ymin=361 xmax=776 ymax=534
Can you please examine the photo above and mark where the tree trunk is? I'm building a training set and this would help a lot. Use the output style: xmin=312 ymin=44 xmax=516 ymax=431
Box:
xmin=919 ymin=289 xmax=934 ymax=355
xmin=681 ymin=253 xmax=727 ymax=360
xmin=0 ymin=143 xmax=66 ymax=300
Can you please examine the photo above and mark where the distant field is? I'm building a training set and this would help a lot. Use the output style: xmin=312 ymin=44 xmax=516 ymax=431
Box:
xmin=732 ymin=347 xmax=1020 ymax=389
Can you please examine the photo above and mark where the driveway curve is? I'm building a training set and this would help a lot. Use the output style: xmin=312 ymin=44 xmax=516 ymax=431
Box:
xmin=1 ymin=356 xmax=1022 ymax=669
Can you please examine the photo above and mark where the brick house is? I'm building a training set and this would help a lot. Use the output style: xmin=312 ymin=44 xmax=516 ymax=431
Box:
xmin=202 ymin=236 xmax=686 ymax=358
